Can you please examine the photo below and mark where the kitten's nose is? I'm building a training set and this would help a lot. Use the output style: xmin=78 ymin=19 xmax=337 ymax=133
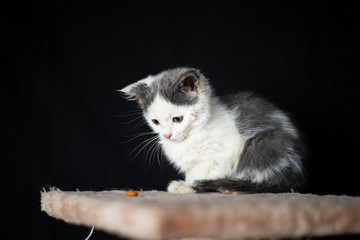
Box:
xmin=163 ymin=133 xmax=172 ymax=139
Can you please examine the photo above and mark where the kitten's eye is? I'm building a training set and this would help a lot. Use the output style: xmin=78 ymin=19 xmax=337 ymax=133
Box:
xmin=172 ymin=116 xmax=183 ymax=123
xmin=152 ymin=119 xmax=160 ymax=125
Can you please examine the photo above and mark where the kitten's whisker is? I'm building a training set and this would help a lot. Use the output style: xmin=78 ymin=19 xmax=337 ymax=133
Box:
xmin=115 ymin=115 xmax=144 ymax=125
xmin=155 ymin=142 xmax=164 ymax=169
xmin=119 ymin=132 xmax=157 ymax=144
xmin=142 ymin=136 xmax=159 ymax=160
xmin=144 ymin=141 xmax=156 ymax=172
xmin=130 ymin=119 xmax=147 ymax=130
xmin=122 ymin=132 xmax=157 ymax=138
xmin=141 ymin=136 xmax=160 ymax=171
xmin=113 ymin=110 xmax=143 ymax=117
xmin=147 ymin=137 xmax=160 ymax=171
xmin=123 ymin=135 xmax=159 ymax=163
xmin=131 ymin=135 xmax=159 ymax=161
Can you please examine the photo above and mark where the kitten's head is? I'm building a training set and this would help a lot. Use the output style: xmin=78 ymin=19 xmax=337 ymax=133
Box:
xmin=120 ymin=68 xmax=211 ymax=142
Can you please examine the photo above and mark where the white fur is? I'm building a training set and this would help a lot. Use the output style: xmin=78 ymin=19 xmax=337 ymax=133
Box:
xmin=167 ymin=180 xmax=195 ymax=194
xmin=145 ymin=94 xmax=246 ymax=193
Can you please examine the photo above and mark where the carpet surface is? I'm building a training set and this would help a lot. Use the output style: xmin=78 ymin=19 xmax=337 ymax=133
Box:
xmin=41 ymin=189 xmax=360 ymax=239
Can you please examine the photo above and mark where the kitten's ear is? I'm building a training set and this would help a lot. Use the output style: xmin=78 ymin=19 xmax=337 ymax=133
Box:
xmin=119 ymin=76 xmax=153 ymax=108
xmin=179 ymin=72 xmax=200 ymax=94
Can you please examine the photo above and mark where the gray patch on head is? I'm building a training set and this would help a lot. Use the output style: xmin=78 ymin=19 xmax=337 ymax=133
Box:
xmin=141 ymin=67 xmax=210 ymax=110
xmin=158 ymin=68 xmax=201 ymax=105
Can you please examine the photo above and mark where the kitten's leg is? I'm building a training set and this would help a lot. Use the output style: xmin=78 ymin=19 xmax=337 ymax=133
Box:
xmin=168 ymin=161 xmax=232 ymax=194
xmin=167 ymin=180 xmax=195 ymax=194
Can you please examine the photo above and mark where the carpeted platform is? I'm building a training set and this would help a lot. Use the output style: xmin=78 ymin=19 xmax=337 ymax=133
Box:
xmin=41 ymin=189 xmax=360 ymax=239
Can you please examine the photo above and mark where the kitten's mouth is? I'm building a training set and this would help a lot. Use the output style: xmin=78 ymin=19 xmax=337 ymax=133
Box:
xmin=161 ymin=133 xmax=186 ymax=142
xmin=170 ymin=136 xmax=187 ymax=142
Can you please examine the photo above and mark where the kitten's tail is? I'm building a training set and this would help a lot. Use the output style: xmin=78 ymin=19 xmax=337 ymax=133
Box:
xmin=193 ymin=178 xmax=300 ymax=194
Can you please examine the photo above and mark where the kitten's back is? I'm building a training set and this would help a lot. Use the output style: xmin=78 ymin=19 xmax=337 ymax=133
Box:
xmin=193 ymin=92 xmax=307 ymax=193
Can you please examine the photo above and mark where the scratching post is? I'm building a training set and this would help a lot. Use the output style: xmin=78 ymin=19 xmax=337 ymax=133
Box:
xmin=41 ymin=190 xmax=360 ymax=239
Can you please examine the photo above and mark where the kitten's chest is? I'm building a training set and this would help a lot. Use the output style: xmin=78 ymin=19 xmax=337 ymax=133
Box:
xmin=162 ymin=123 xmax=245 ymax=172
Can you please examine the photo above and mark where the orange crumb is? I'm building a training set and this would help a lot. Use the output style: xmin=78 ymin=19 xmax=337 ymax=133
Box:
xmin=126 ymin=190 xmax=138 ymax=197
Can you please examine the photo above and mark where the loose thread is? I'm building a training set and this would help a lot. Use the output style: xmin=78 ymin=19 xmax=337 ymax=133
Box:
xmin=85 ymin=226 xmax=94 ymax=240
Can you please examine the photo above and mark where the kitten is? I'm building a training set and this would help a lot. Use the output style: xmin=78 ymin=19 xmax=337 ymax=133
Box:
xmin=120 ymin=67 xmax=307 ymax=194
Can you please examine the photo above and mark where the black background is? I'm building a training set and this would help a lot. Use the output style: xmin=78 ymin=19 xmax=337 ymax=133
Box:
xmin=3 ymin=2 xmax=360 ymax=240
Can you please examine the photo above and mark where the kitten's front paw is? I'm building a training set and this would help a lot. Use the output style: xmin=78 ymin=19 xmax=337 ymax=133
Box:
xmin=167 ymin=180 xmax=195 ymax=194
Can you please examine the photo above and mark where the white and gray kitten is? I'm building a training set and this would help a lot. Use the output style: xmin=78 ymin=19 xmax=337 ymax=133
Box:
xmin=121 ymin=67 xmax=307 ymax=194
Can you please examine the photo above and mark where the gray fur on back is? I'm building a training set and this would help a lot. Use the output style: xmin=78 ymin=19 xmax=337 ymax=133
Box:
xmin=222 ymin=92 xmax=306 ymax=191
